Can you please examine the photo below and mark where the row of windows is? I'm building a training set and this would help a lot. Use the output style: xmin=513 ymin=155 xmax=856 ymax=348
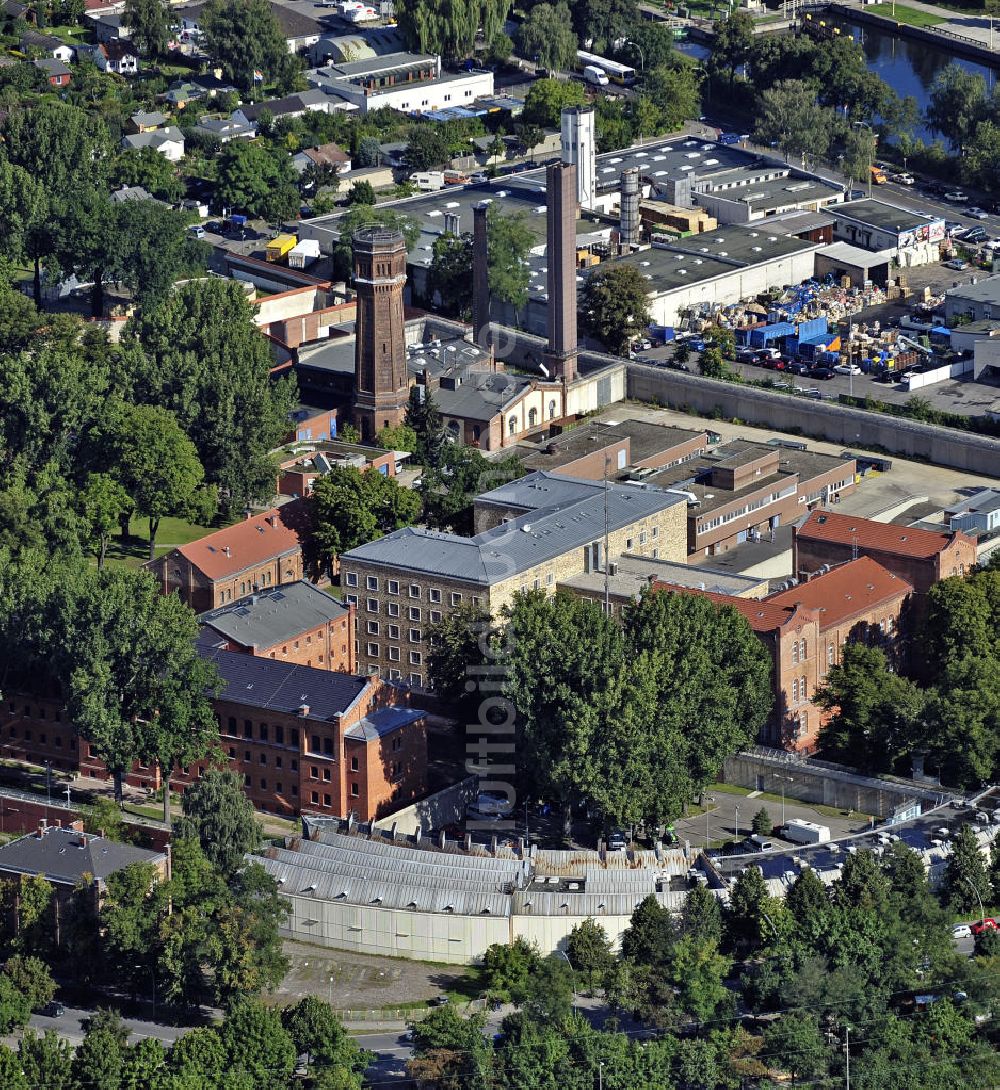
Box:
xmin=382 ymin=669 xmax=423 ymax=687
xmin=790 ymin=675 xmax=809 ymax=705
xmin=4 ymin=727 xmax=74 ymax=748
xmin=346 ymin=574 xmax=467 ymax=609
xmin=243 ymin=774 xmax=298 ymax=796
xmin=227 ymin=747 xmax=300 ymax=772
xmin=224 ymin=718 xmax=300 ymax=746
xmin=366 ymin=644 xmax=422 ymax=665
xmin=791 ymin=638 xmax=807 ymax=664
xmin=9 ymin=703 xmax=62 ymax=722
xmin=366 ymin=622 xmax=421 ymax=641
xmin=210 ymin=569 xmax=280 ymax=605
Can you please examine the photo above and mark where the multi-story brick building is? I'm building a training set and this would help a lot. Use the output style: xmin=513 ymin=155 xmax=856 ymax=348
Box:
xmin=654 ymin=556 xmax=913 ymax=752
xmin=147 ymin=503 xmax=307 ymax=612
xmin=645 ymin=441 xmax=858 ymax=557
xmin=340 ymin=473 xmax=688 ymax=686
xmin=793 ymin=510 xmax=977 ymax=594
xmin=198 ymin=581 xmax=355 ymax=673
xmin=2 ymin=656 xmax=427 ymax=823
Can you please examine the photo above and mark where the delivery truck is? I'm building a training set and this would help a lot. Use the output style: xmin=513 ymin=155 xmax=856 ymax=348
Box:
xmin=266 ymin=233 xmax=297 ymax=262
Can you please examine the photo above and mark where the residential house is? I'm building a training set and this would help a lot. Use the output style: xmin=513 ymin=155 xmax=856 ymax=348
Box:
xmin=793 ymin=510 xmax=977 ymax=594
xmin=85 ymin=11 xmax=129 ymax=41
xmin=110 ymin=185 xmax=156 ymax=203
xmin=233 ymin=89 xmax=331 ymax=127
xmin=128 ymin=109 xmax=168 ymax=133
xmin=163 ymin=72 xmax=238 ymax=108
xmin=292 ymin=141 xmax=352 ymax=176
xmin=946 ymin=487 xmax=1000 ymax=537
xmin=340 ymin=474 xmax=688 ymax=686
xmin=147 ymin=503 xmax=308 ymax=612
xmin=34 ymin=57 xmax=71 ymax=87
xmin=20 ymin=30 xmax=73 ymax=62
xmin=122 ymin=125 xmax=185 ymax=161
xmin=654 ymin=556 xmax=914 ymax=752
xmin=91 ymin=40 xmax=139 ymax=75
xmin=190 ymin=116 xmax=256 ymax=143
xmin=198 ymin=580 xmax=356 ymax=673
xmin=176 ymin=0 xmax=321 ymax=51
xmin=2 ymin=0 xmax=32 ymax=24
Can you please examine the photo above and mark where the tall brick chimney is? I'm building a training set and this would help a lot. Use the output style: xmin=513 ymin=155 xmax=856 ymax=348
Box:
xmin=352 ymin=227 xmax=410 ymax=442
xmin=544 ymin=161 xmax=578 ymax=383
xmin=472 ymin=202 xmax=490 ymax=350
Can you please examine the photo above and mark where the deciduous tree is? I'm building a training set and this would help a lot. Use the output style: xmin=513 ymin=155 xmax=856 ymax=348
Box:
xmin=174 ymin=769 xmax=263 ymax=877
xmin=200 ymin=0 xmax=288 ymax=89
xmin=516 ymin=3 xmax=577 ymax=72
xmin=580 ymin=263 xmax=652 ymax=354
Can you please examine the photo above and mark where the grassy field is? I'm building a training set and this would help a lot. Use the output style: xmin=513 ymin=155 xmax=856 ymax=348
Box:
xmin=102 ymin=514 xmax=229 ymax=570
xmin=868 ymin=3 xmax=945 ymax=26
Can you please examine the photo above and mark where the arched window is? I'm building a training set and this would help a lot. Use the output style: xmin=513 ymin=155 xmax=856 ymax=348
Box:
xmin=800 ymin=675 xmax=807 ymax=701
xmin=548 ymin=399 xmax=557 ymax=419
xmin=800 ymin=638 xmax=807 ymax=659
xmin=792 ymin=641 xmax=799 ymax=665
xmin=792 ymin=678 xmax=799 ymax=703
xmin=528 ymin=407 xmax=538 ymax=427
xmin=508 ymin=415 xmax=518 ymax=436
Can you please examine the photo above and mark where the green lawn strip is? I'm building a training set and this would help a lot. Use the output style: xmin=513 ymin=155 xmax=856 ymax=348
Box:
xmin=868 ymin=3 xmax=945 ymax=26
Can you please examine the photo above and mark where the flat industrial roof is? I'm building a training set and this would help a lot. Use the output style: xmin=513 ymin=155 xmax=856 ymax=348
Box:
xmin=561 ymin=553 xmax=767 ymax=599
xmin=835 ymin=198 xmax=940 ymax=233
xmin=517 ymin=418 xmax=707 ymax=470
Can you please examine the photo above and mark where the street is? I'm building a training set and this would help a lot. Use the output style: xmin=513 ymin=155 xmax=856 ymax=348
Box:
xmin=10 ymin=1005 xmax=191 ymax=1048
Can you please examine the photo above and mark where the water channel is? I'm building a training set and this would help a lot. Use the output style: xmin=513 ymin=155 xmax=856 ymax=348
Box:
xmin=677 ymin=18 xmax=999 ymax=145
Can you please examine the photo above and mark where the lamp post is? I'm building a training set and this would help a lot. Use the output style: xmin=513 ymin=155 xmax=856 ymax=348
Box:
xmin=704 ymin=796 xmax=715 ymax=849
xmin=963 ymin=877 xmax=985 ymax=926
xmin=734 ymin=804 xmax=740 ymax=844
xmin=555 ymin=949 xmax=577 ymax=1014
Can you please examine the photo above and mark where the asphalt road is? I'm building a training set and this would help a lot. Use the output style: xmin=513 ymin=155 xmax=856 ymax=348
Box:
xmin=16 ymin=1005 xmax=190 ymax=1047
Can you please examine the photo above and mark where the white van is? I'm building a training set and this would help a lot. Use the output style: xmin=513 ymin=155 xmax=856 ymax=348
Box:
xmin=749 ymin=834 xmax=775 ymax=851
xmin=583 ymin=65 xmax=609 ymax=87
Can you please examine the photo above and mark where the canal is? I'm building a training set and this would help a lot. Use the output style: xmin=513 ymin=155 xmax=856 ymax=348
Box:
xmin=676 ymin=19 xmax=999 ymax=144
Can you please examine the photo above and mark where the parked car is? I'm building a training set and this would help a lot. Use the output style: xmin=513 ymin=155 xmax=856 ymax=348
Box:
xmin=966 ymin=206 xmax=989 ymax=219
xmin=188 ymin=224 xmax=206 ymax=238
xmin=41 ymin=1002 xmax=65 ymax=1017
xmin=718 ymin=132 xmax=741 ymax=145
xmin=607 ymin=831 xmax=628 ymax=851
xmin=944 ymin=190 xmax=969 ymax=202
xmin=786 ymin=361 xmax=810 ymax=376
xmin=892 ymin=172 xmax=915 ymax=185
xmin=944 ymin=221 xmax=965 ymax=237
xmin=971 ymin=918 xmax=999 ymax=937
xmin=943 ymin=258 xmax=970 ymax=270
xmin=810 ymin=366 xmax=836 ymax=379
xmin=204 ymin=220 xmax=222 ymax=233
xmin=735 ymin=346 xmax=757 ymax=363
xmin=951 ymin=923 xmax=972 ymax=939
xmin=959 ymin=226 xmax=988 ymax=243
xmin=833 ymin=363 xmax=862 ymax=376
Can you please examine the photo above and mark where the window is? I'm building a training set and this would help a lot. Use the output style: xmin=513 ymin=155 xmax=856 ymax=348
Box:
xmin=259 ymin=724 xmax=268 ymax=742
xmin=323 ymin=768 xmax=331 ymax=782
xmin=792 ymin=642 xmax=799 ymax=665
xmin=546 ymin=573 xmax=554 ymax=586
xmin=472 ymin=597 xmax=481 ymax=607
xmin=450 ymin=592 xmax=462 ymax=606
xmin=227 ymin=716 xmax=236 ymax=734
xmin=388 ymin=579 xmax=399 ymax=594
xmin=324 ymin=793 xmax=332 ymax=807
xmin=244 ymin=751 xmax=251 ymax=762
xmin=409 ymin=584 xmax=420 ymax=599
xmin=827 ymin=643 xmax=835 ymax=666
xmin=387 ymin=602 xmax=400 ymax=618
xmin=428 ymin=588 xmax=441 ymax=603
xmin=311 ymin=790 xmax=319 ymax=804
xmin=389 ymin=668 xmax=401 ymax=680
xmin=345 ymin=593 xmax=358 ymax=607
xmin=324 ymin=738 xmax=333 ymax=756
xmin=366 ymin=642 xmax=379 ymax=657
xmin=243 ymin=719 xmax=252 ymax=739
xmin=409 ymin=628 xmax=421 ymax=643
xmin=259 ymin=753 xmax=267 ymax=765
xmin=275 ymin=755 xmax=282 ymax=769
xmin=409 ymin=651 xmax=422 ymax=665
xmin=800 ymin=675 xmax=807 ymax=701
xmin=639 ymin=531 xmax=647 ymax=545
xmin=290 ymin=729 xmax=298 ymax=747
xmin=389 ymin=647 xmax=400 ymax=661
xmin=366 ymin=575 xmax=379 ymax=591
xmin=409 ymin=673 xmax=423 ymax=687
xmin=228 ymin=747 xmax=236 ymax=759
xmin=429 ymin=610 xmax=441 ymax=623
xmin=351 ymin=756 xmax=359 ymax=771
xmin=800 ymin=639 xmax=807 ymax=659
xmin=311 ymin=766 xmax=318 ymax=779
xmin=792 ymin=678 xmax=799 ymax=703
xmin=350 ymin=783 xmax=359 ymax=798
xmin=652 ymin=527 xmax=658 ymax=539
xmin=367 ymin=620 xmax=379 ymax=636
xmin=626 ymin=538 xmax=634 ymax=550
xmin=291 ymin=759 xmax=298 ymax=771
xmin=392 ymin=736 xmax=402 ymax=752
xmin=408 ymin=607 xmax=421 ymax=622
xmin=275 ymin=724 xmax=284 ymax=745
xmin=366 ymin=598 xmax=379 ymax=613
xmin=508 ymin=414 xmax=518 ymax=436
xmin=388 ymin=624 xmax=400 ymax=639
xmin=291 ymin=784 xmax=298 ymax=796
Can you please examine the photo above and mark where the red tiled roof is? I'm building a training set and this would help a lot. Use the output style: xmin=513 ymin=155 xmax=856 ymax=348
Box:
xmin=652 ymin=582 xmax=795 ymax=633
xmin=767 ymin=557 xmax=912 ymax=628
xmin=797 ymin=509 xmax=967 ymax=560
xmin=175 ymin=502 xmax=306 ymax=581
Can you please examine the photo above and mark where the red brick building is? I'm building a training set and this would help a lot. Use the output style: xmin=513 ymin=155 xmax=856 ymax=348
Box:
xmin=655 ymin=556 xmax=913 ymax=752
xmin=198 ymin=581 xmax=355 ymax=673
xmin=148 ymin=503 xmax=307 ymax=612
xmin=277 ymin=443 xmax=398 ymax=499
xmin=793 ymin=510 xmax=977 ymax=594
xmin=2 ymin=656 xmax=427 ymax=823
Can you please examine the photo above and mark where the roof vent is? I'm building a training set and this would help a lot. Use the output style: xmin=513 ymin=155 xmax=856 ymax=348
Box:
xmin=298 ymin=703 xmax=310 ymax=717
xmin=223 ymin=546 xmax=231 ymax=557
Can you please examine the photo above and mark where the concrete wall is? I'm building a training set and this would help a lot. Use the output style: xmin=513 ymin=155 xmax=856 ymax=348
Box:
xmin=722 ymin=749 xmax=950 ymax=819
xmin=903 ymin=358 xmax=972 ymax=392
xmin=625 ymin=363 xmax=1000 ymax=477
xmin=255 ymin=286 xmax=329 ymax=326
xmin=373 ymin=776 xmax=479 ymax=837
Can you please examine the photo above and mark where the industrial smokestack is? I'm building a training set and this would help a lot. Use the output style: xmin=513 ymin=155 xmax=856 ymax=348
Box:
xmin=544 ymin=161 xmax=578 ymax=384
xmin=620 ymin=167 xmax=640 ymax=250
xmin=560 ymin=106 xmax=596 ymax=210
xmin=472 ymin=202 xmax=490 ymax=350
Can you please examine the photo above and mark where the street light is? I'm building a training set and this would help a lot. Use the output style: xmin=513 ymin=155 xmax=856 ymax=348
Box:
xmin=963 ymin=877 xmax=985 ymax=926
xmin=734 ymin=804 xmax=740 ymax=844
xmin=704 ymin=796 xmax=716 ymax=849
xmin=555 ymin=950 xmax=578 ymax=1014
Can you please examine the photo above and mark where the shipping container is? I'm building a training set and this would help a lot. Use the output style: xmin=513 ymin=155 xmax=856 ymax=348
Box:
xmin=266 ymin=234 xmax=297 ymax=262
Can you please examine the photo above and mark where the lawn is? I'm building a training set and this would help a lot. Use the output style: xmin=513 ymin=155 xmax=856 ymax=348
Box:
xmin=102 ymin=514 xmax=230 ymax=570
xmin=868 ymin=3 xmax=945 ymax=26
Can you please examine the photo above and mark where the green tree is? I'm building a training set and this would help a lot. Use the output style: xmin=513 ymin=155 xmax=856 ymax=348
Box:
xmin=709 ymin=10 xmax=754 ymax=89
xmin=215 ymin=137 xmax=299 ymax=217
xmin=218 ymin=1000 xmax=296 ymax=1086
xmin=125 ymin=278 xmax=297 ymax=513
xmin=481 ymin=937 xmax=541 ymax=1002
xmin=374 ymin=423 xmax=418 ymax=452
xmin=763 ymin=1012 xmax=831 ymax=1083
xmin=73 ymin=1009 xmax=129 ymax=1090
xmin=427 ymin=231 xmax=473 ymax=317
xmin=926 ymin=62 xmax=988 ymax=151
xmin=357 ymin=136 xmax=382 ymax=167
xmin=174 ymin=769 xmax=264 ymax=877
xmin=124 ymin=0 xmax=170 ymax=57
xmin=842 ymin=125 xmax=878 ymax=195
xmin=406 ymin=126 xmax=450 ymax=170
xmin=756 ymin=79 xmax=835 ymax=163
xmin=427 ymin=603 xmax=495 ymax=725
xmin=680 ymin=885 xmax=723 ymax=946
xmin=580 ymin=263 xmax=652 ymax=354
xmin=523 ymin=78 xmax=587 ymax=127
xmin=944 ymin=824 xmax=990 ymax=916
xmin=18 ymin=1031 xmax=74 ymax=1090
xmin=346 ymin=179 xmax=376 ymax=206
xmin=751 ymin=807 xmax=772 ymax=837
xmin=0 ymin=1045 xmax=28 ymax=1090
xmin=669 ymin=935 xmax=733 ymax=1023
xmin=567 ymin=919 xmax=614 ymax=992
xmin=395 ymin=0 xmax=511 ymax=57
xmin=80 ymin=473 xmax=132 ymax=570
xmin=165 ymin=1027 xmax=226 ymax=1083
xmin=643 ymin=60 xmax=702 ymax=132
xmin=570 ymin=0 xmax=636 ymax=51
xmin=421 ymin=445 xmax=524 ymax=534
xmin=621 ymin=894 xmax=675 ymax=966
xmin=282 ymin=997 xmax=369 ymax=1074
xmin=0 ymin=976 xmax=31 ymax=1034
xmin=726 ymin=865 xmax=780 ymax=951
xmin=111 ymin=147 xmax=184 ymax=203
xmin=815 ymin=642 xmax=926 ymax=774
xmin=3 ymin=956 xmax=55 ymax=1010
xmin=516 ymin=2 xmax=577 ymax=72
xmin=96 ymin=402 xmax=205 ymax=561
xmin=404 ymin=386 xmax=447 ymax=469
xmin=200 ymin=0 xmax=288 ymax=90
xmin=486 ymin=205 xmax=534 ymax=311
xmin=965 ymin=120 xmax=1000 ymax=194
xmin=698 ymin=345 xmax=740 ymax=381
xmin=308 ymin=465 xmax=420 ymax=575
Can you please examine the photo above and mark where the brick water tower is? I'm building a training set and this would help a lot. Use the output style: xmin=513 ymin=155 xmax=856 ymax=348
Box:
xmin=352 ymin=226 xmax=410 ymax=441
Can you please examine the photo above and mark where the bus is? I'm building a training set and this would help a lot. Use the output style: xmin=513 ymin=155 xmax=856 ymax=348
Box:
xmin=576 ymin=50 xmax=636 ymax=86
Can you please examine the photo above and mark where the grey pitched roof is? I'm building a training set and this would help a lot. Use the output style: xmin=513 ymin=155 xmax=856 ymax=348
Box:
xmin=110 ymin=185 xmax=154 ymax=203
xmin=199 ymin=582 xmax=350 ymax=651
xmin=0 ymin=827 xmax=165 ymax=888
xmin=123 ymin=126 xmax=183 ymax=150
xmin=344 ymin=706 xmax=424 ymax=741
xmin=200 ymin=647 xmax=370 ymax=720
xmin=342 ymin=477 xmax=686 ymax=584
xmin=130 ymin=110 xmax=167 ymax=127
xmin=237 ymin=89 xmax=327 ymax=122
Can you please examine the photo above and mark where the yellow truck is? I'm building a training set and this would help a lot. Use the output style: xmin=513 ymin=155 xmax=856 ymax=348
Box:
xmin=266 ymin=233 xmax=297 ymax=262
